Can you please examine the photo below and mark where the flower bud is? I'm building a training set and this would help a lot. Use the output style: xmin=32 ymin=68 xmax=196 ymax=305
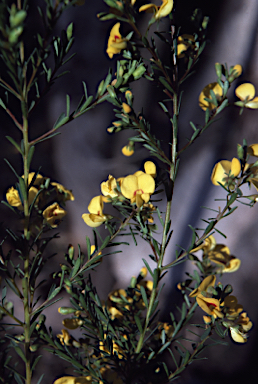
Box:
xmin=9 ymin=9 xmax=27 ymax=28
xmin=66 ymin=22 xmax=73 ymax=41
xmin=132 ymin=65 xmax=146 ymax=80
xmin=58 ymin=307 xmax=77 ymax=315
xmin=107 ymin=85 xmax=117 ymax=99
xmin=122 ymin=102 xmax=131 ymax=114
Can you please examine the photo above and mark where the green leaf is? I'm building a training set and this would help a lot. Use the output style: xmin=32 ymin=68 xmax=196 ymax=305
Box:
xmin=134 ymin=315 xmax=143 ymax=333
xmin=159 ymin=76 xmax=174 ymax=93
xmin=6 ymin=136 xmax=22 ymax=154
xmin=53 ymin=112 xmax=69 ymax=129
xmin=140 ymin=285 xmax=148 ymax=309
xmin=14 ymin=346 xmax=26 ymax=363
xmin=0 ymin=98 xmax=6 ymax=109
xmin=70 ymin=257 xmax=81 ymax=278
xmin=79 ymin=95 xmax=93 ymax=112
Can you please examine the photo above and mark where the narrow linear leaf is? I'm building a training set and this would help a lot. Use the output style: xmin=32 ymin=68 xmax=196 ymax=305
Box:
xmin=6 ymin=136 xmax=22 ymax=154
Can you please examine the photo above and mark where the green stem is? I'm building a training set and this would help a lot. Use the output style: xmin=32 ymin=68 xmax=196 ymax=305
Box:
xmin=21 ymin=100 xmax=32 ymax=384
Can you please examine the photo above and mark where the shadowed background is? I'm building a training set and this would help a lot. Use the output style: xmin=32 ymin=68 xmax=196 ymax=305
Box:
xmin=1 ymin=0 xmax=258 ymax=383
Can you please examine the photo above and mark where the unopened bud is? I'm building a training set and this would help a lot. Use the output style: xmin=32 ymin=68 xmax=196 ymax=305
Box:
xmin=107 ymin=85 xmax=117 ymax=99
xmin=132 ymin=65 xmax=146 ymax=80
xmin=10 ymin=9 xmax=27 ymax=28
xmin=66 ymin=22 xmax=73 ymax=41
xmin=58 ymin=307 xmax=77 ymax=315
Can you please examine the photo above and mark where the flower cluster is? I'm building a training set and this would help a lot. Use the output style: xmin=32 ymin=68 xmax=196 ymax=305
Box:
xmin=6 ymin=172 xmax=74 ymax=228
xmin=199 ymin=64 xmax=242 ymax=111
xmin=211 ymin=143 xmax=258 ymax=201
xmin=82 ymin=161 xmax=157 ymax=227
xmin=55 ymin=267 xmax=174 ymax=384
xmin=189 ymin=276 xmax=252 ymax=343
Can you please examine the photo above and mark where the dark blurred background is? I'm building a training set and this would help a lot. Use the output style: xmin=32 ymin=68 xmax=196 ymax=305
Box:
xmin=1 ymin=0 xmax=258 ymax=382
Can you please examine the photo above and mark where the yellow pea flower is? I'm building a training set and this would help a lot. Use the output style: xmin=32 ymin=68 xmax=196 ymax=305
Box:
xmin=196 ymin=294 xmax=223 ymax=319
xmin=199 ymin=82 xmax=223 ymax=111
xmin=43 ymin=203 xmax=66 ymax=228
xmin=208 ymin=244 xmax=241 ymax=273
xmin=57 ymin=329 xmax=72 ymax=346
xmin=235 ymin=83 xmax=258 ymax=109
xmin=139 ymin=0 xmax=173 ymax=20
xmin=191 ymin=234 xmax=216 ymax=253
xmin=62 ymin=318 xmax=83 ymax=330
xmin=101 ymin=175 xmax=118 ymax=198
xmin=6 ymin=186 xmax=23 ymax=210
xmin=121 ymin=172 xmax=155 ymax=207
xmin=229 ymin=327 xmax=248 ymax=343
xmin=52 ymin=182 xmax=75 ymax=201
xmin=82 ymin=195 xmax=107 ymax=227
xmin=6 ymin=172 xmax=43 ymax=210
xmin=106 ymin=23 xmax=127 ymax=59
xmin=211 ymin=158 xmax=241 ymax=186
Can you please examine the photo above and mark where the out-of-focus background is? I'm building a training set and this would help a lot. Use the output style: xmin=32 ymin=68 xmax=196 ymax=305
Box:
xmin=1 ymin=0 xmax=258 ymax=382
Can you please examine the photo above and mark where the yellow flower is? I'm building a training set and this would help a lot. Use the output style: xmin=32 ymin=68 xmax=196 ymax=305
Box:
xmin=82 ymin=195 xmax=107 ymax=227
xmin=191 ymin=235 xmax=216 ymax=253
xmin=121 ymin=171 xmax=155 ymax=207
xmin=52 ymin=182 xmax=75 ymax=201
xmin=106 ymin=23 xmax=127 ymax=59
xmin=139 ymin=0 xmax=173 ymax=20
xmin=6 ymin=186 xmax=23 ymax=210
xmin=211 ymin=158 xmax=241 ymax=186
xmin=53 ymin=376 xmax=92 ymax=384
xmin=62 ymin=318 xmax=83 ymax=330
xmin=43 ymin=203 xmax=66 ymax=228
xmin=6 ymin=172 xmax=43 ymax=210
xmin=199 ymin=82 xmax=223 ymax=111
xmin=177 ymin=34 xmax=195 ymax=58
xmin=196 ymin=294 xmax=223 ymax=319
xmin=101 ymin=175 xmax=118 ymax=198
xmin=189 ymin=275 xmax=216 ymax=298
xmin=235 ymin=83 xmax=258 ymax=109
xmin=208 ymin=244 xmax=241 ymax=273
xmin=57 ymin=329 xmax=72 ymax=346
xmin=247 ymin=143 xmax=258 ymax=157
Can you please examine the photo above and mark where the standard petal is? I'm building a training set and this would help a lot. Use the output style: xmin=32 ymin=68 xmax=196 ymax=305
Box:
xmin=231 ymin=157 xmax=241 ymax=176
xmin=144 ymin=161 xmax=157 ymax=177
xmin=88 ymin=195 xmax=103 ymax=215
xmin=235 ymin=83 xmax=255 ymax=101
xmin=137 ymin=173 xmax=155 ymax=194
xmin=121 ymin=175 xmax=138 ymax=199
xmin=211 ymin=160 xmax=231 ymax=185
xmin=156 ymin=0 xmax=173 ymax=18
